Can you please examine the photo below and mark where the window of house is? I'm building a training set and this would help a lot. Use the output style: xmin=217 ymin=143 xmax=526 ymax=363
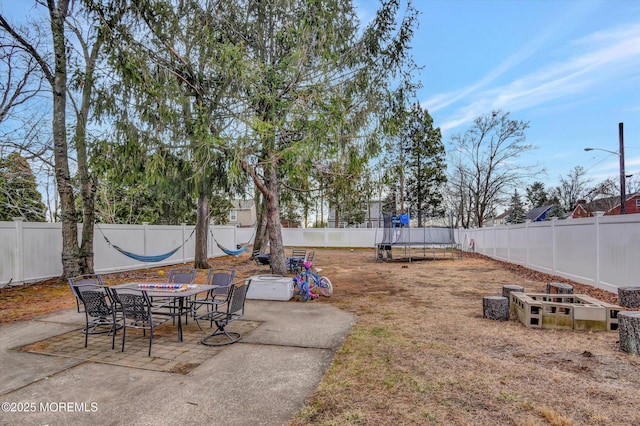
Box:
xmin=636 ymin=199 xmax=640 ymax=208
xmin=229 ymin=210 xmax=237 ymax=222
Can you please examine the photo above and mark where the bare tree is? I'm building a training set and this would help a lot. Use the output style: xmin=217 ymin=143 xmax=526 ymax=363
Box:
xmin=448 ymin=110 xmax=538 ymax=227
xmin=0 ymin=45 xmax=43 ymax=124
xmin=0 ymin=39 xmax=55 ymax=218
xmin=628 ymin=175 xmax=640 ymax=195
xmin=1 ymin=2 xmax=83 ymax=277
xmin=446 ymin=159 xmax=474 ymax=228
xmin=1 ymin=1 xmax=111 ymax=277
xmin=552 ymin=166 xmax=591 ymax=212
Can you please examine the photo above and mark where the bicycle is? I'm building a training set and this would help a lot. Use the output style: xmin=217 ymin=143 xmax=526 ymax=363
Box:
xmin=292 ymin=260 xmax=333 ymax=302
xmin=292 ymin=266 xmax=313 ymax=302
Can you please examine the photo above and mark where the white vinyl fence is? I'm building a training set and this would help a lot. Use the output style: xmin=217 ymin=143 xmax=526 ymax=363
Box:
xmin=0 ymin=220 xmax=238 ymax=286
xmin=456 ymin=214 xmax=639 ymax=293
xmin=2 ymin=216 xmax=638 ymax=292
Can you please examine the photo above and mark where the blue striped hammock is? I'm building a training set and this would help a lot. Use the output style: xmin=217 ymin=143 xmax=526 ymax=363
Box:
xmin=211 ymin=224 xmax=256 ymax=257
xmin=99 ymin=225 xmax=194 ymax=263
xmin=111 ymin=244 xmax=180 ymax=263
xmin=215 ymin=240 xmax=249 ymax=257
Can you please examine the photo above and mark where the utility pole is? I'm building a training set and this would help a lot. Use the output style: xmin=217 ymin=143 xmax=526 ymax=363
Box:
xmin=619 ymin=122 xmax=626 ymax=214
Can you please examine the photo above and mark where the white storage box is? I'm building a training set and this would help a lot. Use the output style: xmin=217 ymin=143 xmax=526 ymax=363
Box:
xmin=247 ymin=275 xmax=293 ymax=301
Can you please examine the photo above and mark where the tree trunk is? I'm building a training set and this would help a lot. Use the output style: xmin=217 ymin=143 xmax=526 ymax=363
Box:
xmin=252 ymin=189 xmax=268 ymax=253
xmin=265 ymin=163 xmax=286 ymax=275
xmin=78 ymin=174 xmax=96 ymax=274
xmin=618 ymin=286 xmax=640 ymax=309
xmin=194 ymin=193 xmax=209 ymax=269
xmin=546 ymin=282 xmax=573 ymax=294
xmin=76 ymin=37 xmax=102 ymax=275
xmin=50 ymin=1 xmax=80 ymax=279
xmin=618 ymin=311 xmax=640 ymax=354
xmin=483 ymin=296 xmax=509 ymax=321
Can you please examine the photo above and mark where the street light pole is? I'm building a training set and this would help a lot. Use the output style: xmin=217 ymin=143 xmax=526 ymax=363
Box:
xmin=583 ymin=122 xmax=626 ymax=214
xmin=619 ymin=122 xmax=626 ymax=214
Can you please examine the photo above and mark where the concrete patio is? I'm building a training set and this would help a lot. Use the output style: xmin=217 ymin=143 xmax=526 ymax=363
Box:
xmin=0 ymin=300 xmax=355 ymax=425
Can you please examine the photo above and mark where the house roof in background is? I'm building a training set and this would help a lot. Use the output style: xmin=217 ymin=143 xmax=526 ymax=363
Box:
xmin=576 ymin=192 xmax=640 ymax=215
xmin=527 ymin=205 xmax=553 ymax=222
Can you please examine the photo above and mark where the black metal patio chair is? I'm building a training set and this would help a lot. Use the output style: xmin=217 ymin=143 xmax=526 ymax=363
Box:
xmin=194 ymin=279 xmax=251 ymax=346
xmin=190 ymin=268 xmax=236 ymax=320
xmin=75 ymin=284 xmax=121 ymax=350
xmin=153 ymin=267 xmax=197 ymax=324
xmin=287 ymin=248 xmax=307 ymax=273
xmin=167 ymin=268 xmax=197 ymax=285
xmin=110 ymin=287 xmax=172 ymax=357
xmin=68 ymin=274 xmax=105 ymax=313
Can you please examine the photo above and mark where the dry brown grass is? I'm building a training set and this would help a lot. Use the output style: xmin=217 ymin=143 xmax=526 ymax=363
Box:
xmin=1 ymin=249 xmax=639 ymax=425
xmin=289 ymin=249 xmax=640 ymax=426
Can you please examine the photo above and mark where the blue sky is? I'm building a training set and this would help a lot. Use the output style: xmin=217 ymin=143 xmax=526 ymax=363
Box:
xmin=358 ymin=0 xmax=640 ymax=190
xmin=3 ymin=0 xmax=639 ymax=193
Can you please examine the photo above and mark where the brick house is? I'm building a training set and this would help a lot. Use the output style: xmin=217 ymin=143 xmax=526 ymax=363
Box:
xmin=571 ymin=192 xmax=640 ymax=218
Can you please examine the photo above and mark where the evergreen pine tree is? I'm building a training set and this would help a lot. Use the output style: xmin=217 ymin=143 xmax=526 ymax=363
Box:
xmin=0 ymin=152 xmax=46 ymax=221
xmin=505 ymin=189 xmax=527 ymax=224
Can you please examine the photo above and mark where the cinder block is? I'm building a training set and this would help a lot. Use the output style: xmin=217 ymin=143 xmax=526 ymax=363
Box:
xmin=574 ymin=295 xmax=600 ymax=305
xmin=541 ymin=303 xmax=574 ymax=330
xmin=575 ymin=297 xmax=621 ymax=331
xmin=511 ymin=293 xmax=622 ymax=332
xmin=573 ymin=305 xmax=607 ymax=332
xmin=601 ymin=303 xmax=621 ymax=331
xmin=511 ymin=292 xmax=542 ymax=328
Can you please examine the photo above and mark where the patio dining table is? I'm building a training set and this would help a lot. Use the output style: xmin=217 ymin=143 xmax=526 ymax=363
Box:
xmin=110 ymin=282 xmax=215 ymax=342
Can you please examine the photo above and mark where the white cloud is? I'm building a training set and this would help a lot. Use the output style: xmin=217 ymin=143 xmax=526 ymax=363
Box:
xmin=424 ymin=24 xmax=556 ymax=113
xmin=429 ymin=21 xmax=640 ymax=132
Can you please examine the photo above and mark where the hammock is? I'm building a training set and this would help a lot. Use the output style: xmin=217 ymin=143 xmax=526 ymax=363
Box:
xmin=215 ymin=240 xmax=250 ymax=257
xmin=210 ymin=225 xmax=256 ymax=257
xmin=98 ymin=225 xmax=195 ymax=263
xmin=110 ymin=244 xmax=181 ymax=263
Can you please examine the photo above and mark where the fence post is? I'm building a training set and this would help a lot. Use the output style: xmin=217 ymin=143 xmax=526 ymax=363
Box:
xmin=234 ymin=224 xmax=238 ymax=252
xmin=492 ymin=223 xmax=497 ymax=258
xmin=142 ymin=222 xmax=149 ymax=263
xmin=595 ymin=213 xmax=602 ymax=288
xmin=525 ymin=220 xmax=530 ymax=268
xmin=13 ymin=218 xmax=24 ymax=285
xmin=182 ymin=223 xmax=187 ymax=263
xmin=507 ymin=223 xmax=512 ymax=261
xmin=551 ymin=218 xmax=557 ymax=275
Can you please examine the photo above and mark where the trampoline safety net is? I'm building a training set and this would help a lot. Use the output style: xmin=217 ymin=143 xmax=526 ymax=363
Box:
xmin=376 ymin=213 xmax=459 ymax=261
xmin=379 ymin=213 xmax=456 ymax=245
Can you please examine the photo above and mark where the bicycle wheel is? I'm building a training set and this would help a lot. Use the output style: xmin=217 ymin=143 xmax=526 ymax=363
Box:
xmin=300 ymin=280 xmax=309 ymax=302
xmin=317 ymin=276 xmax=333 ymax=297
xmin=303 ymin=272 xmax=319 ymax=295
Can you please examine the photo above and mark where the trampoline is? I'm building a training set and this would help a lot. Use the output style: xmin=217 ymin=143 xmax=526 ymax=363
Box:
xmin=375 ymin=213 xmax=461 ymax=262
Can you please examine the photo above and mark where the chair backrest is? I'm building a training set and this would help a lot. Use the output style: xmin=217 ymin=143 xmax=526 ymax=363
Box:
xmin=306 ymin=251 xmax=315 ymax=262
xmin=76 ymin=284 xmax=113 ymax=317
xmin=206 ymin=269 xmax=236 ymax=296
xmin=225 ymin=280 xmax=251 ymax=318
xmin=291 ymin=249 xmax=306 ymax=258
xmin=110 ymin=288 xmax=152 ymax=322
xmin=68 ymin=274 xmax=105 ymax=299
xmin=167 ymin=268 xmax=196 ymax=284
